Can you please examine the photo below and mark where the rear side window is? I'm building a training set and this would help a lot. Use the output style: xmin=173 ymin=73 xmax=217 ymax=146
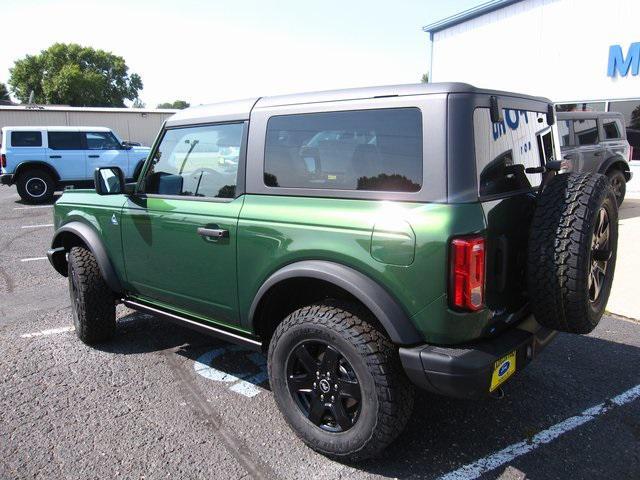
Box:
xmin=474 ymin=108 xmax=555 ymax=198
xmin=602 ymin=118 xmax=624 ymax=140
xmin=11 ymin=131 xmax=42 ymax=147
xmin=264 ymin=108 xmax=422 ymax=192
xmin=557 ymin=120 xmax=571 ymax=147
xmin=573 ymin=119 xmax=598 ymax=145
xmin=48 ymin=132 xmax=84 ymax=150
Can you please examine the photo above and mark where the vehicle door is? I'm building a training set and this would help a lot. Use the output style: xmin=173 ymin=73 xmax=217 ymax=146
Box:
xmin=84 ymin=131 xmax=130 ymax=178
xmin=571 ymin=118 xmax=605 ymax=173
xmin=46 ymin=131 xmax=86 ymax=180
xmin=120 ymin=122 xmax=246 ymax=327
xmin=600 ymin=116 xmax=629 ymax=161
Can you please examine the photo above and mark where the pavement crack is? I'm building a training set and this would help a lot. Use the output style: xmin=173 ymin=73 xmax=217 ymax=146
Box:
xmin=161 ymin=347 xmax=280 ymax=480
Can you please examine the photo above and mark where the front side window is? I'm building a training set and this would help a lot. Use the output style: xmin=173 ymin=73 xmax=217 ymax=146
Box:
xmin=142 ymin=123 xmax=243 ymax=199
xmin=11 ymin=131 xmax=42 ymax=147
xmin=474 ymin=108 xmax=556 ymax=197
xmin=86 ymin=132 xmax=121 ymax=150
xmin=264 ymin=108 xmax=422 ymax=192
xmin=573 ymin=119 xmax=598 ymax=145
xmin=602 ymin=118 xmax=624 ymax=140
xmin=48 ymin=132 xmax=84 ymax=150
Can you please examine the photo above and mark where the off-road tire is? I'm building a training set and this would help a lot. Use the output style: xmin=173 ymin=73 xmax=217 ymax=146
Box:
xmin=527 ymin=173 xmax=618 ymax=334
xmin=268 ymin=302 xmax=414 ymax=462
xmin=68 ymin=246 xmax=116 ymax=344
xmin=606 ymin=169 xmax=626 ymax=206
xmin=16 ymin=168 xmax=55 ymax=204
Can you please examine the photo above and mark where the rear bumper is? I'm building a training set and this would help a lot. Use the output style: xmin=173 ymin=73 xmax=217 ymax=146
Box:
xmin=0 ymin=174 xmax=14 ymax=185
xmin=399 ymin=316 xmax=557 ymax=399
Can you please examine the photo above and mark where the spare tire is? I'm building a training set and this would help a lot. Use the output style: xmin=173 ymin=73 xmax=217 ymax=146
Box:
xmin=527 ymin=173 xmax=618 ymax=334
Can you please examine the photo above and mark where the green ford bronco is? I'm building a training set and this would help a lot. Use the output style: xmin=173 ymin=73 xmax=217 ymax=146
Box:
xmin=47 ymin=83 xmax=619 ymax=461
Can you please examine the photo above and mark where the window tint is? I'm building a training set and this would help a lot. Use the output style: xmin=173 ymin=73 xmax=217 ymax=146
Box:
xmin=609 ymin=100 xmax=640 ymax=160
xmin=11 ymin=131 xmax=42 ymax=147
xmin=557 ymin=120 xmax=571 ymax=146
xmin=48 ymin=132 xmax=84 ymax=150
xmin=264 ymin=108 xmax=422 ymax=192
xmin=86 ymin=132 xmax=121 ymax=150
xmin=143 ymin=123 xmax=243 ymax=198
xmin=556 ymin=102 xmax=606 ymax=112
xmin=474 ymin=108 xmax=555 ymax=197
xmin=573 ymin=119 xmax=598 ymax=145
xmin=602 ymin=118 xmax=624 ymax=140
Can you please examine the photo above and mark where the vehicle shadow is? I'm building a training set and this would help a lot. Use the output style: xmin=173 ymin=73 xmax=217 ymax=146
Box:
xmin=12 ymin=193 xmax=62 ymax=206
xmin=619 ymin=197 xmax=640 ymax=220
xmin=99 ymin=311 xmax=640 ymax=479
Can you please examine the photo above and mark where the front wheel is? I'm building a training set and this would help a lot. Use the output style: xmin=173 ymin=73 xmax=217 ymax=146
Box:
xmin=16 ymin=168 xmax=55 ymax=204
xmin=68 ymin=246 xmax=116 ymax=344
xmin=268 ymin=303 xmax=414 ymax=461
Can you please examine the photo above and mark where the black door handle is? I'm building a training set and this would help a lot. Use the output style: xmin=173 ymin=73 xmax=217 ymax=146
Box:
xmin=197 ymin=227 xmax=229 ymax=240
xmin=88 ymin=155 xmax=100 ymax=158
xmin=50 ymin=155 xmax=61 ymax=159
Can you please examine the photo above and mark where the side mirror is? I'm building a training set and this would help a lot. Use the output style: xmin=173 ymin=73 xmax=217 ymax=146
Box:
xmin=121 ymin=141 xmax=133 ymax=150
xmin=94 ymin=167 xmax=125 ymax=195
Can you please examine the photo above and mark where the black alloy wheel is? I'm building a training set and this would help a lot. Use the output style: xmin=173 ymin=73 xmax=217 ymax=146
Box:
xmin=286 ymin=341 xmax=362 ymax=432
xmin=589 ymin=206 xmax=611 ymax=303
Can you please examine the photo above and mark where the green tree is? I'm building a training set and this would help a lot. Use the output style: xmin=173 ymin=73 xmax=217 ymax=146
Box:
xmin=157 ymin=100 xmax=190 ymax=109
xmin=421 ymin=73 xmax=429 ymax=83
xmin=0 ymin=82 xmax=9 ymax=101
xmin=8 ymin=43 xmax=143 ymax=107
xmin=132 ymin=99 xmax=146 ymax=108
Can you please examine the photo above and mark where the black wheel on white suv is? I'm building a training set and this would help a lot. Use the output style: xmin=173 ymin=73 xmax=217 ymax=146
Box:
xmin=268 ymin=302 xmax=414 ymax=461
xmin=16 ymin=168 xmax=55 ymax=204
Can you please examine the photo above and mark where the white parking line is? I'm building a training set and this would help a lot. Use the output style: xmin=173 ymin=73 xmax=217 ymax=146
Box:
xmin=438 ymin=383 xmax=640 ymax=480
xmin=13 ymin=205 xmax=53 ymax=210
xmin=20 ymin=257 xmax=48 ymax=262
xmin=21 ymin=224 xmax=54 ymax=229
xmin=20 ymin=326 xmax=74 ymax=338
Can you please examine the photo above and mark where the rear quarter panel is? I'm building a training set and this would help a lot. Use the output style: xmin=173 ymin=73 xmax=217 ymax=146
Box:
xmin=237 ymin=195 xmax=485 ymax=343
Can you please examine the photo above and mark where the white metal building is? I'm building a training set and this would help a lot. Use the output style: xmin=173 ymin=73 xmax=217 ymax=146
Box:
xmin=0 ymin=105 xmax=177 ymax=147
xmin=424 ymin=0 xmax=640 ymax=187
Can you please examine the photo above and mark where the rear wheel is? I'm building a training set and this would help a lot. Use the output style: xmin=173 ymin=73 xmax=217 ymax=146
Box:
xmin=268 ymin=302 xmax=414 ymax=461
xmin=606 ymin=169 xmax=626 ymax=206
xmin=16 ymin=168 xmax=55 ymax=204
xmin=68 ymin=246 xmax=116 ymax=344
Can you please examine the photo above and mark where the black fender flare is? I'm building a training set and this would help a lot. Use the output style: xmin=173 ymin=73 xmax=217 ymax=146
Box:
xmin=15 ymin=161 xmax=61 ymax=181
xmin=49 ymin=221 xmax=122 ymax=293
xmin=598 ymin=155 xmax=630 ymax=177
xmin=248 ymin=260 xmax=423 ymax=345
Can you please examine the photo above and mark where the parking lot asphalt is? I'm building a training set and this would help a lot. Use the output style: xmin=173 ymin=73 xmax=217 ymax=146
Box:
xmin=0 ymin=186 xmax=639 ymax=480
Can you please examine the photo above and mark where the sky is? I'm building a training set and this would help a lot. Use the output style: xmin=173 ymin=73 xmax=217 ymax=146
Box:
xmin=1 ymin=0 xmax=484 ymax=107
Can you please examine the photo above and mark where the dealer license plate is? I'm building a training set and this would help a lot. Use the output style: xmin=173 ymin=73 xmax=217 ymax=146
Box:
xmin=490 ymin=351 xmax=516 ymax=392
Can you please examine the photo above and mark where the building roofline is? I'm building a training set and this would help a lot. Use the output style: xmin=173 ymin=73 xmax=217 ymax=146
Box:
xmin=0 ymin=104 xmax=178 ymax=114
xmin=422 ymin=0 xmax=524 ymax=35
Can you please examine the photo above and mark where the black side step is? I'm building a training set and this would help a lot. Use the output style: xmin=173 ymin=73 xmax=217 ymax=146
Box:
xmin=123 ymin=299 xmax=262 ymax=351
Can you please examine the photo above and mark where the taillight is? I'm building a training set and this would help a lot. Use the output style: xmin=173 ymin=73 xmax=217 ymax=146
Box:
xmin=450 ymin=236 xmax=485 ymax=311
xmin=1 ymin=154 xmax=6 ymax=168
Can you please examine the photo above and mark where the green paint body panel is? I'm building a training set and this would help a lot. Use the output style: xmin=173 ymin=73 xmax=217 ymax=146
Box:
xmin=53 ymin=189 xmax=490 ymax=345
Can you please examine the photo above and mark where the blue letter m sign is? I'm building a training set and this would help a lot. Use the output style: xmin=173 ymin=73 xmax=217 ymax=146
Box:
xmin=608 ymin=43 xmax=640 ymax=77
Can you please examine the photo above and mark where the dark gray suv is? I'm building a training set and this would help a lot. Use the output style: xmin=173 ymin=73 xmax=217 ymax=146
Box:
xmin=557 ymin=111 xmax=632 ymax=205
